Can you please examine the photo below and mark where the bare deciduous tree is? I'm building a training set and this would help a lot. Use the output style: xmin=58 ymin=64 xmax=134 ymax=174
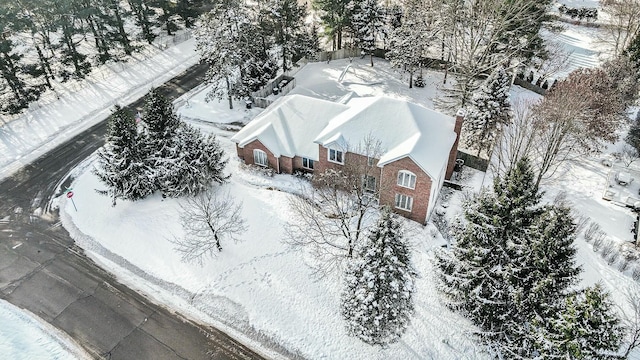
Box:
xmin=436 ymin=0 xmax=553 ymax=113
xmin=599 ymin=0 xmax=640 ymax=57
xmin=490 ymin=98 xmax=537 ymax=178
xmin=531 ymin=68 xmax=627 ymax=186
xmin=285 ymin=137 xmax=388 ymax=274
xmin=617 ymin=143 xmax=640 ymax=167
xmin=620 ymin=289 xmax=640 ymax=358
xmin=172 ymin=189 xmax=247 ymax=265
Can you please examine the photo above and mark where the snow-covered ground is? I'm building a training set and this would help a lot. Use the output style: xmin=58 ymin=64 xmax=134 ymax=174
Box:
xmin=3 ymin=1 xmax=638 ymax=355
xmin=57 ymin=55 xmax=640 ymax=358
xmin=0 ymin=38 xmax=199 ymax=182
xmin=0 ymin=300 xmax=91 ymax=360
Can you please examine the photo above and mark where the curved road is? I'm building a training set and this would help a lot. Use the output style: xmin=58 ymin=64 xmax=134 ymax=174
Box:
xmin=0 ymin=63 xmax=267 ymax=360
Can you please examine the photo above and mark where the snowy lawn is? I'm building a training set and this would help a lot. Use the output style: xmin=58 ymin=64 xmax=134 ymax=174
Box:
xmin=0 ymin=299 xmax=91 ymax=360
xmin=176 ymin=84 xmax=263 ymax=126
xmin=60 ymin=131 xmax=486 ymax=359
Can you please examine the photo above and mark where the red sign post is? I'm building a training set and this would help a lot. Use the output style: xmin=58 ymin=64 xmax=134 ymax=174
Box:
xmin=66 ymin=190 xmax=77 ymax=211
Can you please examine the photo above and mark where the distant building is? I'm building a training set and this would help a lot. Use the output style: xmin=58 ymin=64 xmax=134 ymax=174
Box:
xmin=231 ymin=94 xmax=464 ymax=223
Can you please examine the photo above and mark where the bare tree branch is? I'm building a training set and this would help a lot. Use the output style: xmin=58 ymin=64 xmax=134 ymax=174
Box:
xmin=171 ymin=189 xmax=247 ymax=265
xmin=284 ymin=136 xmax=389 ymax=275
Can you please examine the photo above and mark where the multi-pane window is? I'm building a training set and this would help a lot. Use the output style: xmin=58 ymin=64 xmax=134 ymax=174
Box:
xmin=367 ymin=157 xmax=375 ymax=166
xmin=363 ymin=175 xmax=376 ymax=193
xmin=395 ymin=193 xmax=413 ymax=211
xmin=397 ymin=170 xmax=416 ymax=189
xmin=328 ymin=148 xmax=344 ymax=164
xmin=253 ymin=149 xmax=268 ymax=166
xmin=302 ymin=157 xmax=314 ymax=170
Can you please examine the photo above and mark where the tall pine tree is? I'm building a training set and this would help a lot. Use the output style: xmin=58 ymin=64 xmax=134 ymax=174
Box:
xmin=95 ymin=105 xmax=154 ymax=205
xmin=263 ymin=0 xmax=308 ymax=73
xmin=436 ymin=158 xmax=581 ymax=354
xmin=463 ymin=66 xmax=512 ymax=157
xmin=341 ymin=208 xmax=417 ymax=346
xmin=141 ymin=88 xmax=181 ymax=193
xmin=195 ymin=2 xmax=247 ymax=109
xmin=163 ymin=123 xmax=229 ymax=197
xmin=351 ymin=0 xmax=384 ymax=67
xmin=532 ymin=284 xmax=624 ymax=359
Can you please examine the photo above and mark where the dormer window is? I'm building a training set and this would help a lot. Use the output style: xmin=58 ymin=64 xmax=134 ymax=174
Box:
xmin=397 ymin=170 xmax=416 ymax=189
xmin=328 ymin=148 xmax=344 ymax=164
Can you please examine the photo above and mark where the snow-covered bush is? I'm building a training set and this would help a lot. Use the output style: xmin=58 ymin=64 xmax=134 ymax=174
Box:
xmin=633 ymin=265 xmax=640 ymax=281
xmin=413 ymin=75 xmax=425 ymax=88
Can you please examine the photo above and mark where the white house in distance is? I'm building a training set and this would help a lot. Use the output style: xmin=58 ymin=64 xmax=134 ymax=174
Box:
xmin=231 ymin=94 xmax=464 ymax=223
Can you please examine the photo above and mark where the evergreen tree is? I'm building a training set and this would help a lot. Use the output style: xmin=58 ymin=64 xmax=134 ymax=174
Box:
xmin=104 ymin=0 xmax=133 ymax=56
xmin=141 ymin=88 xmax=181 ymax=193
xmin=463 ymin=66 xmax=512 ymax=157
xmin=15 ymin=0 xmax=58 ymax=86
xmin=238 ymin=21 xmax=278 ymax=95
xmin=626 ymin=113 xmax=640 ymax=155
xmin=496 ymin=0 xmax=553 ymax=62
xmin=436 ymin=158 xmax=581 ymax=352
xmin=128 ymin=0 xmax=156 ymax=44
xmin=139 ymin=89 xmax=229 ymax=198
xmin=95 ymin=106 xmax=154 ymax=205
xmin=624 ymin=31 xmax=640 ymax=68
xmin=53 ymin=1 xmax=91 ymax=81
xmin=386 ymin=0 xmax=435 ymax=88
xmin=533 ymin=284 xmax=624 ymax=359
xmin=0 ymin=36 xmax=45 ymax=114
xmin=163 ymin=124 xmax=229 ymax=197
xmin=195 ymin=2 xmax=247 ymax=109
xmin=351 ymin=0 xmax=384 ymax=67
xmin=263 ymin=0 xmax=308 ymax=73
xmin=313 ymin=0 xmax=354 ymax=50
xmin=74 ymin=0 xmax=113 ymax=63
xmin=291 ymin=22 xmax=321 ymax=64
xmin=174 ymin=0 xmax=200 ymax=28
xmin=152 ymin=0 xmax=179 ymax=35
xmin=341 ymin=208 xmax=417 ymax=346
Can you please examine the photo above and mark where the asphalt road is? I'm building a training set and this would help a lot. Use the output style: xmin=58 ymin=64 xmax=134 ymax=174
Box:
xmin=0 ymin=63 xmax=267 ymax=360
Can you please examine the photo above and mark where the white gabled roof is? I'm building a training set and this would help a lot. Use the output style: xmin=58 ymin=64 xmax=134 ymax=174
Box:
xmin=230 ymin=94 xmax=349 ymax=160
xmin=232 ymin=94 xmax=457 ymax=180
xmin=314 ymin=97 xmax=457 ymax=180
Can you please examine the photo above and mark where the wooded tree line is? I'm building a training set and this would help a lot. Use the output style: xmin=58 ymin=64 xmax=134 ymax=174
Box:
xmin=0 ymin=0 xmax=205 ymax=115
xmin=195 ymin=0 xmax=320 ymax=109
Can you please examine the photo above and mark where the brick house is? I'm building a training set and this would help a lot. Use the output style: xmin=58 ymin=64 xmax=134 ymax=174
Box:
xmin=231 ymin=94 xmax=463 ymax=223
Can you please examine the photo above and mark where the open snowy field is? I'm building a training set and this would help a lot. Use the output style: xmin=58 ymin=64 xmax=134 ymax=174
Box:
xmin=0 ymin=299 xmax=91 ymax=360
xmin=58 ymin=55 xmax=640 ymax=358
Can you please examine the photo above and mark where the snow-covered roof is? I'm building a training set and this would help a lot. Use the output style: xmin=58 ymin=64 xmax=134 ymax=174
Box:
xmin=314 ymin=96 xmax=457 ymax=179
xmin=231 ymin=94 xmax=349 ymax=159
xmin=232 ymin=94 xmax=457 ymax=179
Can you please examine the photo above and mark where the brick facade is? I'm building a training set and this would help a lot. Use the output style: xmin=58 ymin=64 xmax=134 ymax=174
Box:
xmin=280 ymin=156 xmax=294 ymax=174
xmin=380 ymin=157 xmax=433 ymax=223
xmin=445 ymin=111 xmax=465 ymax=180
xmin=240 ymin=139 xmax=279 ymax=171
xmin=236 ymin=142 xmax=445 ymax=224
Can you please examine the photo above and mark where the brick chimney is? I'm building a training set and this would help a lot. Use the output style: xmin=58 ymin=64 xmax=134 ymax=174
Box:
xmin=445 ymin=109 xmax=465 ymax=180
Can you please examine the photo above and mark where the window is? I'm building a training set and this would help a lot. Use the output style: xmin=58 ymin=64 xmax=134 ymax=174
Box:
xmin=367 ymin=157 xmax=375 ymax=166
xmin=328 ymin=148 xmax=344 ymax=164
xmin=395 ymin=193 xmax=413 ymax=211
xmin=363 ymin=175 xmax=376 ymax=193
xmin=302 ymin=157 xmax=314 ymax=170
xmin=253 ymin=149 xmax=268 ymax=167
xmin=397 ymin=170 xmax=416 ymax=189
